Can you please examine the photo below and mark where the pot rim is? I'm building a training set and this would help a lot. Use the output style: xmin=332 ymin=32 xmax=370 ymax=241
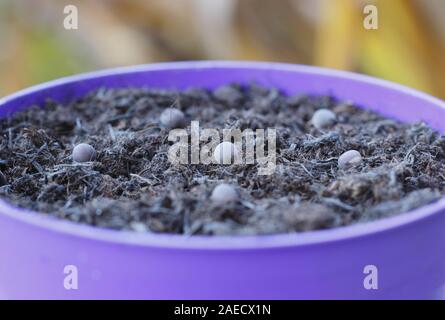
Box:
xmin=1 ymin=60 xmax=445 ymax=250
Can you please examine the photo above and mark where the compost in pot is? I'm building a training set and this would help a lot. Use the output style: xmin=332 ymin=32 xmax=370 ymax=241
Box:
xmin=0 ymin=83 xmax=444 ymax=235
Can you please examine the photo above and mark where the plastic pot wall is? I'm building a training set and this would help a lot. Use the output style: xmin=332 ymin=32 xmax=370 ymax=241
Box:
xmin=1 ymin=61 xmax=445 ymax=299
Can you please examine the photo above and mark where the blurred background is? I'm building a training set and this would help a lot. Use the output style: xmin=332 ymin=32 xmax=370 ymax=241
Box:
xmin=1 ymin=0 xmax=445 ymax=98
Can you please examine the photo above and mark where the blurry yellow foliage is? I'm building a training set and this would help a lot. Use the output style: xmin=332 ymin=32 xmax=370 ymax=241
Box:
xmin=1 ymin=0 xmax=445 ymax=99
xmin=315 ymin=0 xmax=445 ymax=97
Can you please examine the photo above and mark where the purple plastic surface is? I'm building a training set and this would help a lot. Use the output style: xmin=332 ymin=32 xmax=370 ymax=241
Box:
xmin=1 ymin=61 xmax=445 ymax=300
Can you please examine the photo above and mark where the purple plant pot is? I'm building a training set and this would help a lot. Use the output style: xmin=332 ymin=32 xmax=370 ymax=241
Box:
xmin=1 ymin=61 xmax=445 ymax=300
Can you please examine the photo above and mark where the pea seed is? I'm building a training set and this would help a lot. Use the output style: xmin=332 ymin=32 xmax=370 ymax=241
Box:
xmin=211 ymin=183 xmax=238 ymax=205
xmin=338 ymin=150 xmax=362 ymax=169
xmin=312 ymin=109 xmax=336 ymax=130
xmin=213 ymin=142 xmax=239 ymax=165
xmin=73 ymin=143 xmax=96 ymax=163
xmin=160 ymin=108 xmax=185 ymax=129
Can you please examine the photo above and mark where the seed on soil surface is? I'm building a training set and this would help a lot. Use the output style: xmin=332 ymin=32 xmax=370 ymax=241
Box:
xmin=213 ymin=85 xmax=243 ymax=104
xmin=130 ymin=221 xmax=148 ymax=233
xmin=213 ymin=142 xmax=239 ymax=164
xmin=211 ymin=183 xmax=238 ymax=205
xmin=338 ymin=150 xmax=363 ymax=169
xmin=72 ymin=143 xmax=96 ymax=163
xmin=312 ymin=109 xmax=336 ymax=130
xmin=160 ymin=108 xmax=185 ymax=128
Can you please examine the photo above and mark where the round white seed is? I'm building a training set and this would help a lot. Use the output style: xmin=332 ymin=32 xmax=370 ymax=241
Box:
xmin=130 ymin=221 xmax=148 ymax=233
xmin=338 ymin=150 xmax=362 ymax=169
xmin=312 ymin=109 xmax=336 ymax=130
xmin=213 ymin=85 xmax=243 ymax=104
xmin=73 ymin=143 xmax=96 ymax=163
xmin=160 ymin=108 xmax=185 ymax=129
xmin=213 ymin=142 xmax=239 ymax=165
xmin=211 ymin=183 xmax=238 ymax=205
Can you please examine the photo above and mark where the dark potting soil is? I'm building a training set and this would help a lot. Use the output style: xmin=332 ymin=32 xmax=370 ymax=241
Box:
xmin=1 ymin=84 xmax=444 ymax=235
